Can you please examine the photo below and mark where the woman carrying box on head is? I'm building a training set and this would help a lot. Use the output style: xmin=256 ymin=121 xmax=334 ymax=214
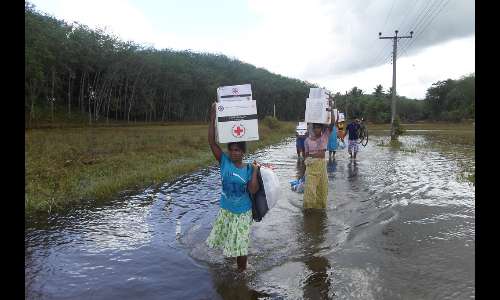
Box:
xmin=206 ymin=102 xmax=260 ymax=272
xmin=304 ymin=115 xmax=334 ymax=209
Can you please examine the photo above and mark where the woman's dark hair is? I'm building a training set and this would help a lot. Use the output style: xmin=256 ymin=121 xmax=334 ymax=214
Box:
xmin=312 ymin=123 xmax=323 ymax=129
xmin=227 ymin=142 xmax=247 ymax=153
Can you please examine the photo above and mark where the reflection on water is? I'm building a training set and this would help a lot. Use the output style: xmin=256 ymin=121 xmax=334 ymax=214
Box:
xmin=296 ymin=159 xmax=306 ymax=179
xmin=25 ymin=132 xmax=475 ymax=299
xmin=302 ymin=210 xmax=331 ymax=300
xmin=327 ymin=159 xmax=337 ymax=175
xmin=347 ymin=161 xmax=358 ymax=180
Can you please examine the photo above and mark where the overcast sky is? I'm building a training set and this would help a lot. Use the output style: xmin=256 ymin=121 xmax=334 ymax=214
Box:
xmin=29 ymin=0 xmax=475 ymax=99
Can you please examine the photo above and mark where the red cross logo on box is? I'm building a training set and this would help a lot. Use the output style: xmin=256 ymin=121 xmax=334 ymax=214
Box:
xmin=232 ymin=124 xmax=246 ymax=138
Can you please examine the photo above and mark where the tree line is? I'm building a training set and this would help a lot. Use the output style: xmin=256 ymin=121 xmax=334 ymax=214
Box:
xmin=333 ymin=72 xmax=474 ymax=123
xmin=25 ymin=3 xmax=316 ymax=127
xmin=25 ymin=2 xmax=474 ymax=128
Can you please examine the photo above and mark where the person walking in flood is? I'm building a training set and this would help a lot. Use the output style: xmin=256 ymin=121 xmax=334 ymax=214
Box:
xmin=206 ymin=102 xmax=260 ymax=272
xmin=327 ymin=122 xmax=341 ymax=161
xmin=303 ymin=121 xmax=333 ymax=209
xmin=345 ymin=118 xmax=361 ymax=160
xmin=295 ymin=122 xmax=307 ymax=159
xmin=296 ymin=132 xmax=306 ymax=159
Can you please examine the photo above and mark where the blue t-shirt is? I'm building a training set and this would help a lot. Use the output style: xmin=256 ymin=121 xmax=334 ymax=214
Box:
xmin=219 ymin=153 xmax=253 ymax=213
xmin=346 ymin=122 xmax=360 ymax=140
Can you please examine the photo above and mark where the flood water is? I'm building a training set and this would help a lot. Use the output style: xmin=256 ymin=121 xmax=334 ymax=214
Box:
xmin=25 ymin=130 xmax=475 ymax=299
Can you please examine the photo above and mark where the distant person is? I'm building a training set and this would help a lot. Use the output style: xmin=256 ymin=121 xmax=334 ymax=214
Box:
xmin=296 ymin=132 xmax=306 ymax=159
xmin=345 ymin=118 xmax=361 ymax=160
xmin=303 ymin=121 xmax=333 ymax=209
xmin=327 ymin=122 xmax=340 ymax=161
xmin=207 ymin=102 xmax=260 ymax=272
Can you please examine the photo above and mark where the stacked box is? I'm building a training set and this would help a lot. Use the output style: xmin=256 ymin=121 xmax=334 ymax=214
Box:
xmin=215 ymin=84 xmax=259 ymax=143
xmin=337 ymin=112 xmax=345 ymax=122
xmin=309 ymin=88 xmax=329 ymax=99
xmin=305 ymin=98 xmax=331 ymax=124
xmin=296 ymin=122 xmax=307 ymax=136
xmin=304 ymin=88 xmax=331 ymax=124
xmin=217 ymin=84 xmax=252 ymax=102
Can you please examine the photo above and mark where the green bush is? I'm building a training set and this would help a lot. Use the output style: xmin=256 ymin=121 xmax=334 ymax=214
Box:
xmin=261 ymin=116 xmax=281 ymax=129
xmin=393 ymin=117 xmax=406 ymax=136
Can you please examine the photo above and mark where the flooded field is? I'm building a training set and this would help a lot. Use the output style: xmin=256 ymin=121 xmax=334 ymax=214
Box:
xmin=25 ymin=129 xmax=475 ymax=299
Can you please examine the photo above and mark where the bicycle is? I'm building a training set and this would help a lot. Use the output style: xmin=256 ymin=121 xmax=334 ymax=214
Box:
xmin=357 ymin=120 xmax=369 ymax=147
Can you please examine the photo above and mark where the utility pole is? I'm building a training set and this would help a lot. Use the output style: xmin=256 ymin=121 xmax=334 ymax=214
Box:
xmin=273 ymin=103 xmax=276 ymax=118
xmin=345 ymin=91 xmax=348 ymax=120
xmin=379 ymin=30 xmax=413 ymax=140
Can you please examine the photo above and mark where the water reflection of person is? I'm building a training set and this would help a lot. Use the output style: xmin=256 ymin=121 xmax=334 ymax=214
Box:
xmin=296 ymin=158 xmax=306 ymax=179
xmin=327 ymin=159 xmax=337 ymax=175
xmin=302 ymin=209 xmax=332 ymax=299
xmin=347 ymin=160 xmax=358 ymax=180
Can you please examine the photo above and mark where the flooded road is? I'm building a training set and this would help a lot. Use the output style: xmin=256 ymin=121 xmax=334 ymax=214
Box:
xmin=25 ymin=131 xmax=475 ymax=299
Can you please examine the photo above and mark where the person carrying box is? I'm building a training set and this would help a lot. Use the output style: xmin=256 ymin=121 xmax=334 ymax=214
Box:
xmin=303 ymin=104 xmax=334 ymax=209
xmin=206 ymin=102 xmax=260 ymax=272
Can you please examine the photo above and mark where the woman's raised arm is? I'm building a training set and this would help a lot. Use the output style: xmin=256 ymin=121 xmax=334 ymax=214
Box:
xmin=208 ymin=102 xmax=223 ymax=162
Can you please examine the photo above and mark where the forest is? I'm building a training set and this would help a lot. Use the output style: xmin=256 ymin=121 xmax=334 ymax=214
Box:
xmin=25 ymin=2 xmax=474 ymax=127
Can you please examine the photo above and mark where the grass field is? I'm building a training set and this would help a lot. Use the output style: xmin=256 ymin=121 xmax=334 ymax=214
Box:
xmin=367 ymin=121 xmax=474 ymax=131
xmin=26 ymin=119 xmax=295 ymax=215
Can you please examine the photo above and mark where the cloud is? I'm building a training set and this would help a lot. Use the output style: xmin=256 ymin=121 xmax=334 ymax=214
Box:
xmin=30 ymin=0 xmax=474 ymax=99
xmin=50 ymin=0 xmax=157 ymax=45
xmin=312 ymin=35 xmax=475 ymax=99
xmin=300 ymin=0 xmax=475 ymax=77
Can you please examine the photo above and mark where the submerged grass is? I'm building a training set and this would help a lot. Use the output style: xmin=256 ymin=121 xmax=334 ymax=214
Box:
xmin=376 ymin=139 xmax=417 ymax=153
xmin=26 ymin=121 xmax=295 ymax=215
xmin=374 ymin=123 xmax=475 ymax=185
xmin=368 ymin=121 xmax=474 ymax=132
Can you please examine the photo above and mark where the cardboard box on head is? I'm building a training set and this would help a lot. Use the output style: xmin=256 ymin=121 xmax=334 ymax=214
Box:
xmin=217 ymin=84 xmax=252 ymax=102
xmin=337 ymin=112 xmax=345 ymax=122
xmin=304 ymin=87 xmax=332 ymax=124
xmin=296 ymin=122 xmax=307 ymax=136
xmin=305 ymin=98 xmax=331 ymax=124
xmin=308 ymin=88 xmax=329 ymax=99
xmin=215 ymin=100 xmax=259 ymax=143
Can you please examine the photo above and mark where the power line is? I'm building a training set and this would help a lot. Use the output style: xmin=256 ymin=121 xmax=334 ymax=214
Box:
xmin=398 ymin=0 xmax=448 ymax=57
xmin=407 ymin=0 xmax=440 ymax=33
xmin=381 ymin=0 xmax=397 ymax=33
xmin=409 ymin=0 xmax=445 ymax=43
xmin=397 ymin=0 xmax=422 ymax=32
xmin=369 ymin=0 xmax=398 ymax=67
xmin=376 ymin=0 xmax=434 ymax=65
xmin=399 ymin=0 xmax=451 ymax=58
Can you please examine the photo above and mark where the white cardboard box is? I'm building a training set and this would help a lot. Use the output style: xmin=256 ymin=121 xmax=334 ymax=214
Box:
xmin=337 ymin=112 xmax=345 ymax=122
xmin=309 ymin=88 xmax=328 ymax=99
xmin=217 ymin=84 xmax=252 ymax=102
xmin=216 ymin=100 xmax=259 ymax=143
xmin=305 ymin=98 xmax=331 ymax=124
xmin=333 ymin=109 xmax=338 ymax=123
xmin=296 ymin=122 xmax=307 ymax=136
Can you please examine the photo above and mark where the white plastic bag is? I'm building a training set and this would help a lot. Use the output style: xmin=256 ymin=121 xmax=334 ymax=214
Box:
xmin=260 ymin=166 xmax=281 ymax=210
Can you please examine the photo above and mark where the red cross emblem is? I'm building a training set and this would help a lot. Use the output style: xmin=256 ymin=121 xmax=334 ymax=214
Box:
xmin=232 ymin=124 xmax=245 ymax=137
xmin=232 ymin=87 xmax=239 ymax=94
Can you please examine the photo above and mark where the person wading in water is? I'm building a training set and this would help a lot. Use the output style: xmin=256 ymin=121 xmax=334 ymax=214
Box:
xmin=206 ymin=102 xmax=260 ymax=272
xmin=303 ymin=115 xmax=334 ymax=209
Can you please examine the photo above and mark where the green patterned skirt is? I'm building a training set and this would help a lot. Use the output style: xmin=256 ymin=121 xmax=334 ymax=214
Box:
xmin=206 ymin=208 xmax=252 ymax=257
